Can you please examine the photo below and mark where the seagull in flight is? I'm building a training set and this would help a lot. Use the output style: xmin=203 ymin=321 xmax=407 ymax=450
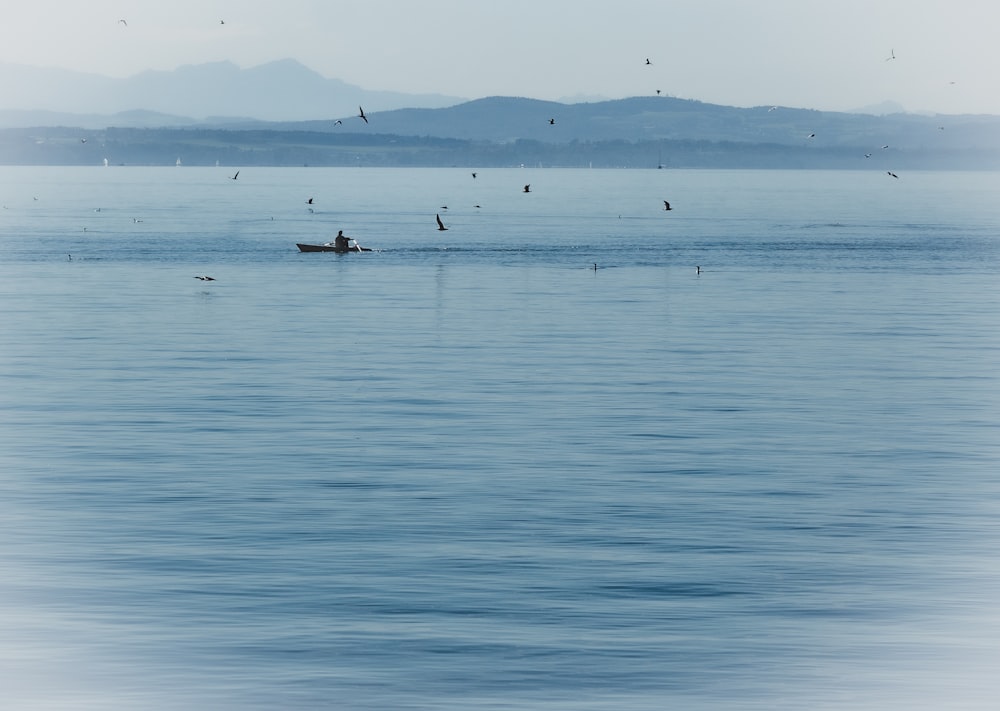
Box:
xmin=229 ymin=170 xmax=239 ymax=180
xmin=358 ymin=106 xmax=368 ymax=124
xmin=523 ymin=184 xmax=531 ymax=193
xmin=887 ymin=171 xmax=899 ymax=179
xmin=549 ymin=118 xmax=555 ymax=125
xmin=118 ymin=19 xmax=127 ymax=27
xmin=886 ymin=48 xmax=896 ymax=61
xmin=645 ymin=58 xmax=652 ymax=65
xmin=663 ymin=201 xmax=673 ymax=211
xmin=471 ymin=172 xmax=477 ymax=178
xmin=194 ymin=275 xmax=216 ymax=281
xmin=306 ymin=197 xmax=314 ymax=204
xmin=436 ymin=213 xmax=448 ymax=231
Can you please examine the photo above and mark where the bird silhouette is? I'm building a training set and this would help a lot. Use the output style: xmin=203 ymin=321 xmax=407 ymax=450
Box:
xmin=333 ymin=120 xmax=342 ymax=126
xmin=306 ymin=197 xmax=314 ymax=204
xmin=663 ymin=201 xmax=673 ymax=211
xmin=358 ymin=106 xmax=368 ymax=124
xmin=523 ymin=184 xmax=531 ymax=193
xmin=549 ymin=118 xmax=555 ymax=125
xmin=888 ymin=171 xmax=899 ymax=179
xmin=436 ymin=214 xmax=448 ymax=231
xmin=118 ymin=19 xmax=127 ymax=27
xmin=886 ymin=49 xmax=895 ymax=61
xmin=229 ymin=170 xmax=239 ymax=180
xmin=645 ymin=58 xmax=652 ymax=65
xmin=471 ymin=172 xmax=477 ymax=178
xmin=194 ymin=276 xmax=216 ymax=281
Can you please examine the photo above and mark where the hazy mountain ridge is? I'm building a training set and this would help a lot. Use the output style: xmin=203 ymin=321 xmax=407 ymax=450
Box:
xmin=0 ymin=59 xmax=465 ymax=123
xmin=1 ymin=60 xmax=998 ymax=169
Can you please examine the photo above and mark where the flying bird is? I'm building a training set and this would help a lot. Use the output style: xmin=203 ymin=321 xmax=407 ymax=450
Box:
xmin=887 ymin=171 xmax=899 ymax=179
xmin=549 ymin=118 xmax=555 ymax=125
xmin=436 ymin=214 xmax=448 ymax=231
xmin=645 ymin=58 xmax=652 ymax=65
xmin=333 ymin=119 xmax=342 ymax=126
xmin=306 ymin=197 xmax=314 ymax=204
xmin=807 ymin=133 xmax=816 ymax=139
xmin=358 ymin=106 xmax=368 ymax=124
xmin=523 ymin=184 xmax=531 ymax=193
xmin=864 ymin=153 xmax=872 ymax=158
xmin=194 ymin=275 xmax=216 ymax=281
xmin=471 ymin=172 xmax=477 ymax=178
xmin=118 ymin=19 xmax=127 ymax=26
xmin=229 ymin=170 xmax=239 ymax=180
xmin=663 ymin=201 xmax=673 ymax=211
xmin=886 ymin=49 xmax=895 ymax=61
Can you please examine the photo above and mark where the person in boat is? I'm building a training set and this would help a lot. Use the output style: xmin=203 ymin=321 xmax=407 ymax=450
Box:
xmin=333 ymin=230 xmax=351 ymax=251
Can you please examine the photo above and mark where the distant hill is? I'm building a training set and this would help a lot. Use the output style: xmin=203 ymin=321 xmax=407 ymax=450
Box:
xmin=308 ymin=96 xmax=1000 ymax=153
xmin=0 ymin=59 xmax=465 ymax=124
xmin=2 ymin=72 xmax=999 ymax=169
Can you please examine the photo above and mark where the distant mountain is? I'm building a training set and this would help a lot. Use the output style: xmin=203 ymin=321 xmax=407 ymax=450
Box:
xmin=294 ymin=95 xmax=1000 ymax=153
xmin=2 ymin=88 xmax=999 ymax=169
xmin=0 ymin=59 xmax=465 ymax=124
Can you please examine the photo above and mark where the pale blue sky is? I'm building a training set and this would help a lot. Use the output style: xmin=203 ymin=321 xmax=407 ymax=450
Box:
xmin=2 ymin=0 xmax=998 ymax=114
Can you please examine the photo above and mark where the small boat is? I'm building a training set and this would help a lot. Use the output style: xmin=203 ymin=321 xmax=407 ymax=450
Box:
xmin=297 ymin=242 xmax=372 ymax=253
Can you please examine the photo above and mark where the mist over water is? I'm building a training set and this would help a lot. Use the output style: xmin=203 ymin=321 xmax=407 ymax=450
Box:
xmin=2 ymin=167 xmax=999 ymax=709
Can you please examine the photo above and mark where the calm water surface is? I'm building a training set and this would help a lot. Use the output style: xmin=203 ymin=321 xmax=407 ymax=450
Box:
xmin=1 ymin=167 xmax=999 ymax=709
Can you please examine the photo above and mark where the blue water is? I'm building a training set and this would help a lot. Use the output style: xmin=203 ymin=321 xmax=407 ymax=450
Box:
xmin=2 ymin=167 xmax=999 ymax=710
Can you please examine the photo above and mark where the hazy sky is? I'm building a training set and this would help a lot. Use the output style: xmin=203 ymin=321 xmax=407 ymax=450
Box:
xmin=2 ymin=0 xmax=998 ymax=114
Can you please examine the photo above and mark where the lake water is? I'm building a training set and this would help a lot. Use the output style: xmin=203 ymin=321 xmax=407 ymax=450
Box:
xmin=1 ymin=166 xmax=999 ymax=710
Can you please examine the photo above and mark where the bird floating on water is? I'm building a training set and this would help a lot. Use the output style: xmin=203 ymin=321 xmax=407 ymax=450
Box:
xmin=436 ymin=214 xmax=448 ymax=231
